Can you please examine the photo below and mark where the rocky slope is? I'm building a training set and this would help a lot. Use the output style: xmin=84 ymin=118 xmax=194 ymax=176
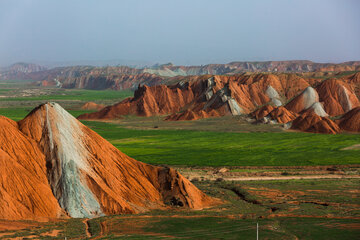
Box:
xmin=79 ymin=72 xmax=360 ymax=134
xmin=0 ymin=103 xmax=218 ymax=220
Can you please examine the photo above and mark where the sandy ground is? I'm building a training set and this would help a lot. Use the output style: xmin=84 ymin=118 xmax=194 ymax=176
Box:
xmin=176 ymin=166 xmax=360 ymax=182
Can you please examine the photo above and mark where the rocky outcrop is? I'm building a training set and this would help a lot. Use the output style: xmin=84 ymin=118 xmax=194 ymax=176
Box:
xmin=251 ymin=105 xmax=298 ymax=124
xmin=290 ymin=112 xmax=340 ymax=134
xmin=79 ymin=83 xmax=196 ymax=119
xmin=251 ymin=105 xmax=276 ymax=121
xmin=0 ymin=103 xmax=219 ymax=220
xmin=267 ymin=107 xmax=298 ymax=124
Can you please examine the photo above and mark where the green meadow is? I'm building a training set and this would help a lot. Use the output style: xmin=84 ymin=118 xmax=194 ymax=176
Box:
xmin=0 ymin=88 xmax=133 ymax=102
xmin=83 ymin=121 xmax=360 ymax=166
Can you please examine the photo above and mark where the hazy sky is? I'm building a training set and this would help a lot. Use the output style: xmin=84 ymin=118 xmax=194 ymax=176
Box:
xmin=0 ymin=0 xmax=359 ymax=66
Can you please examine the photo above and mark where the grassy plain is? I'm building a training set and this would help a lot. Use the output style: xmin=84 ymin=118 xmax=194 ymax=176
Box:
xmin=83 ymin=121 xmax=360 ymax=166
xmin=0 ymin=82 xmax=133 ymax=120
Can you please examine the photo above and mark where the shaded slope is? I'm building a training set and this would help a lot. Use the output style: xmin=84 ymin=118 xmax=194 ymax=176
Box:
xmin=337 ymin=107 xmax=360 ymax=132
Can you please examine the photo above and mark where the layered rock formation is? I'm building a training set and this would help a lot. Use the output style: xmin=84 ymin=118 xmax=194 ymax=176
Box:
xmin=79 ymin=73 xmax=311 ymax=120
xmin=0 ymin=103 xmax=218 ymax=220
xmin=78 ymin=72 xmax=360 ymax=134
xmin=253 ymin=106 xmax=298 ymax=124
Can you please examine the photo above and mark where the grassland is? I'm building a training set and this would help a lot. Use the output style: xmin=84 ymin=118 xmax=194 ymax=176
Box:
xmin=0 ymin=83 xmax=133 ymax=120
xmin=0 ymin=88 xmax=133 ymax=102
xmin=82 ymin=121 xmax=360 ymax=166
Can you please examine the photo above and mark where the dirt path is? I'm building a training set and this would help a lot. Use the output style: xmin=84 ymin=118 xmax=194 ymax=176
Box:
xmin=82 ymin=218 xmax=92 ymax=238
xmin=222 ymin=174 xmax=360 ymax=181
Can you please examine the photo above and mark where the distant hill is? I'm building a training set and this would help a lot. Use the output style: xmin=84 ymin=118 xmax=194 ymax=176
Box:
xmin=0 ymin=62 xmax=47 ymax=81
xmin=0 ymin=60 xmax=359 ymax=89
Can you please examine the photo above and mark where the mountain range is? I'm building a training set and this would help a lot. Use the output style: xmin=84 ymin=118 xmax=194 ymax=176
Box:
xmin=1 ymin=61 xmax=359 ymax=90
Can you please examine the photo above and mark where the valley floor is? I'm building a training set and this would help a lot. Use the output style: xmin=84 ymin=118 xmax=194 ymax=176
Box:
xmin=0 ymin=178 xmax=359 ymax=239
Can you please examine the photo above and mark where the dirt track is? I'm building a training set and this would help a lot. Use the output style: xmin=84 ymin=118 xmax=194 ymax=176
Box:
xmin=216 ymin=175 xmax=360 ymax=181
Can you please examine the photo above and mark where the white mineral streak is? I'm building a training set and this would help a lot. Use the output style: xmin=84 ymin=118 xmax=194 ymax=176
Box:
xmin=45 ymin=103 xmax=103 ymax=218
xmin=302 ymin=87 xmax=319 ymax=110
xmin=310 ymin=102 xmax=328 ymax=117
xmin=265 ymin=85 xmax=280 ymax=99
xmin=266 ymin=86 xmax=282 ymax=106
xmin=341 ymin=85 xmax=352 ymax=112
xmin=227 ymin=98 xmax=243 ymax=115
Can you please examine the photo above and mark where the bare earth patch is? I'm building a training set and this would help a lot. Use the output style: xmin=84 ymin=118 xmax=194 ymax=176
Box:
xmin=342 ymin=144 xmax=360 ymax=150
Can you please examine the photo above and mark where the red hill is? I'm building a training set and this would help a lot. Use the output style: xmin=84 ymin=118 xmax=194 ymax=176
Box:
xmin=337 ymin=107 xmax=360 ymax=132
xmin=0 ymin=103 xmax=219 ymax=220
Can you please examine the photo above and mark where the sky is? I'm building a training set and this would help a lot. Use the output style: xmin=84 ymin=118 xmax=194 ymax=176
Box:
xmin=0 ymin=0 xmax=359 ymax=66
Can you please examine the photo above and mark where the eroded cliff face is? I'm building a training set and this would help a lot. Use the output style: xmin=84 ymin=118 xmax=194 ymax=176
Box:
xmin=0 ymin=103 xmax=219 ymax=220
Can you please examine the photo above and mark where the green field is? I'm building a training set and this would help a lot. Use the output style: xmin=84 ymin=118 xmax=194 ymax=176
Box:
xmin=0 ymin=107 xmax=96 ymax=121
xmin=0 ymin=86 xmax=133 ymax=120
xmin=83 ymin=121 xmax=360 ymax=166
xmin=0 ymin=88 xmax=133 ymax=102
